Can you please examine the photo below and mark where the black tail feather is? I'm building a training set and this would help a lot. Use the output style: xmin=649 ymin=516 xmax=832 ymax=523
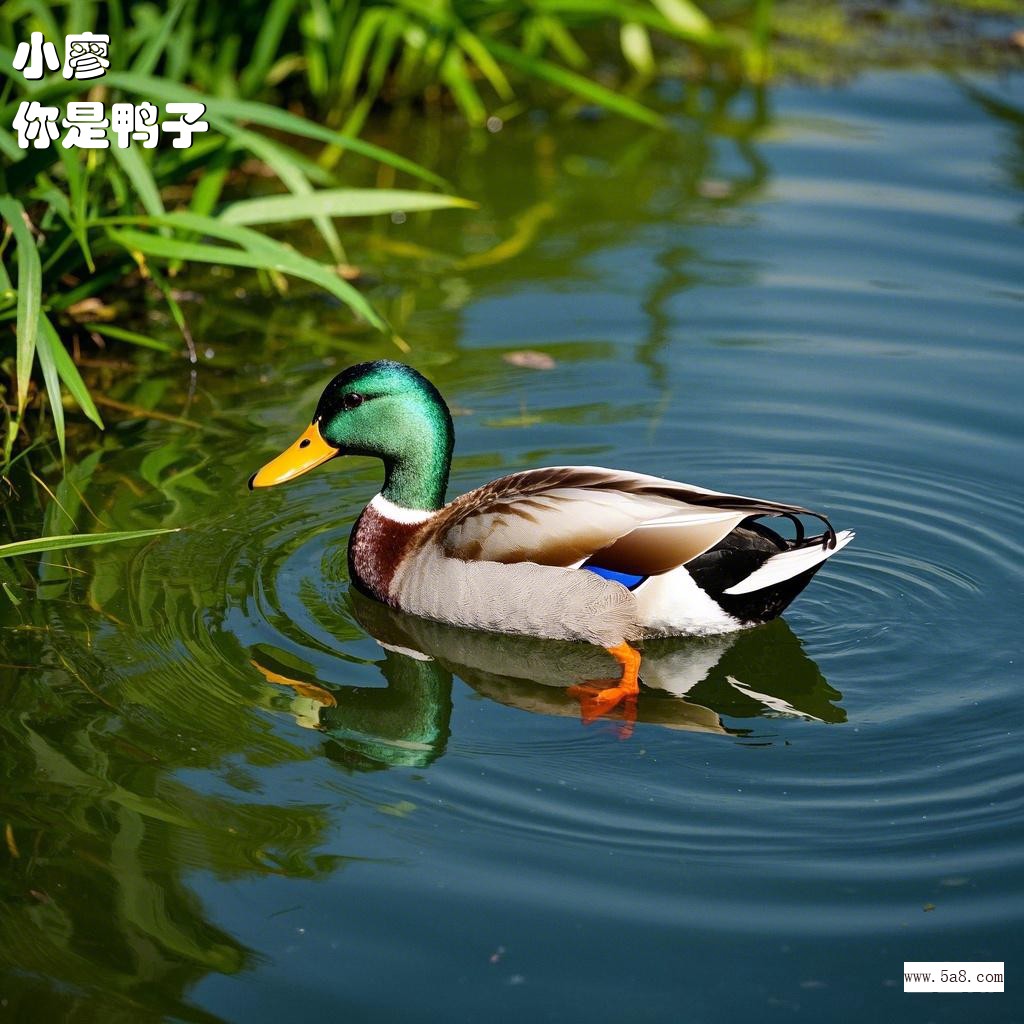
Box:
xmin=687 ymin=520 xmax=833 ymax=624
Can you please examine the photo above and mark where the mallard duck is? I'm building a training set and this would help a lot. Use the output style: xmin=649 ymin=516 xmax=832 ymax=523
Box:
xmin=250 ymin=360 xmax=853 ymax=719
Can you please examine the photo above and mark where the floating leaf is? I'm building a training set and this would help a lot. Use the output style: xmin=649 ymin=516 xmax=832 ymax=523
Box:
xmin=503 ymin=350 xmax=557 ymax=370
xmin=377 ymin=801 xmax=417 ymax=818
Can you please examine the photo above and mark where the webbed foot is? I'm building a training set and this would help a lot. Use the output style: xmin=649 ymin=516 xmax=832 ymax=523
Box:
xmin=566 ymin=641 xmax=641 ymax=736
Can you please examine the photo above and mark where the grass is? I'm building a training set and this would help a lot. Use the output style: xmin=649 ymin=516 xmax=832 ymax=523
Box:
xmin=0 ymin=28 xmax=469 ymax=465
xmin=0 ymin=526 xmax=180 ymax=558
xmin=1 ymin=0 xmax=768 ymax=478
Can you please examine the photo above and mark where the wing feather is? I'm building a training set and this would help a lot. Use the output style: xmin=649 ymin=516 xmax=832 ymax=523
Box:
xmin=436 ymin=466 xmax=835 ymax=574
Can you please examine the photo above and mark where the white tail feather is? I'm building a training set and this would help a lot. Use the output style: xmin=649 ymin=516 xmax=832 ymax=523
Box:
xmin=722 ymin=530 xmax=855 ymax=596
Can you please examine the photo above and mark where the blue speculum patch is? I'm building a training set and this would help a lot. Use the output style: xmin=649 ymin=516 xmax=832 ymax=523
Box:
xmin=583 ymin=564 xmax=647 ymax=590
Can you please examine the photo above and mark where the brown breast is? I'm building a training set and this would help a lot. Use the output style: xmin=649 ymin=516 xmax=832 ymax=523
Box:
xmin=347 ymin=504 xmax=429 ymax=604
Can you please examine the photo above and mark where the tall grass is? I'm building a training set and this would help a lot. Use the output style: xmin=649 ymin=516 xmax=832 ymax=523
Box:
xmin=0 ymin=5 xmax=465 ymax=467
xmin=0 ymin=0 xmax=761 ymax=474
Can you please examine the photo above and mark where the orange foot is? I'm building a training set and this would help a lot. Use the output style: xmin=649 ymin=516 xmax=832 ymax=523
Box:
xmin=566 ymin=641 xmax=641 ymax=736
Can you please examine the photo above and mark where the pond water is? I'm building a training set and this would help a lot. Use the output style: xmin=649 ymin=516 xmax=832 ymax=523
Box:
xmin=2 ymin=70 xmax=1022 ymax=1021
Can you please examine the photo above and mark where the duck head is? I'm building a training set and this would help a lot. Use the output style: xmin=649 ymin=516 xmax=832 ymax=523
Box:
xmin=248 ymin=360 xmax=454 ymax=511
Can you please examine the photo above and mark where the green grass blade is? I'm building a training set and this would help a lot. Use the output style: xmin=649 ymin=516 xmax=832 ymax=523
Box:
xmin=105 ymin=223 xmax=386 ymax=332
xmin=0 ymin=528 xmax=180 ymax=560
xmin=0 ymin=125 xmax=24 ymax=163
xmin=301 ymin=3 xmax=331 ymax=99
xmin=48 ymin=265 xmax=124 ymax=313
xmin=340 ymin=7 xmax=388 ymax=102
xmin=536 ymin=15 xmax=589 ymax=70
xmin=219 ymin=188 xmax=475 ymax=226
xmin=103 ymin=72 xmax=449 ymax=188
xmin=456 ymin=28 xmax=515 ymax=101
xmin=650 ymin=0 xmax=713 ymax=36
xmin=84 ymin=322 xmax=174 ymax=352
xmin=239 ymin=0 xmax=299 ymax=96
xmin=7 ymin=1 xmax=60 ymax=42
xmin=106 ymin=229 xmax=263 ymax=265
xmin=748 ymin=0 xmax=772 ymax=81
xmin=215 ymin=123 xmax=345 ymax=263
xmin=441 ymin=46 xmax=487 ymax=125
xmin=163 ymin=0 xmax=193 ymax=80
xmin=533 ymin=1 xmax=731 ymax=48
xmin=31 ymin=182 xmax=69 ymax=222
xmin=109 ymin=144 xmax=166 ymax=218
xmin=146 ymin=264 xmax=196 ymax=363
xmin=186 ymin=143 xmax=235 ymax=219
xmin=621 ymin=22 xmax=655 ymax=76
xmin=47 ymin=319 xmax=104 ymax=428
xmin=215 ymin=123 xmax=335 ymax=186
xmin=34 ymin=311 xmax=66 ymax=456
xmin=368 ymin=12 xmax=406 ymax=93
xmin=0 ymin=197 xmax=41 ymax=417
xmin=59 ymin=149 xmax=95 ymax=271
xmin=481 ymin=40 xmax=665 ymax=128
xmin=131 ymin=0 xmax=189 ymax=76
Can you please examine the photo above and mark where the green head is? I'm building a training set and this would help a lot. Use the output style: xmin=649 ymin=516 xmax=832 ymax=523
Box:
xmin=249 ymin=360 xmax=455 ymax=510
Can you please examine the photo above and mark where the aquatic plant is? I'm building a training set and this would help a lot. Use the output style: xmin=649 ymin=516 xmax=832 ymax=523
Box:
xmin=0 ymin=0 xmax=759 ymax=470
xmin=0 ymin=26 xmax=466 ymax=466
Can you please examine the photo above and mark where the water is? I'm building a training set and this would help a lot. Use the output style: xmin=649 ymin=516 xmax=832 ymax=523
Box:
xmin=2 ymin=71 xmax=1022 ymax=1021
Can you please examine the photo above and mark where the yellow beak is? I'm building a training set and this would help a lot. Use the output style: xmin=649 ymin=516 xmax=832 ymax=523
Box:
xmin=248 ymin=421 xmax=339 ymax=489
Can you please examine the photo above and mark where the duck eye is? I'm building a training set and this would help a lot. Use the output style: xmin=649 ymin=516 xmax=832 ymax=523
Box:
xmin=342 ymin=393 xmax=363 ymax=411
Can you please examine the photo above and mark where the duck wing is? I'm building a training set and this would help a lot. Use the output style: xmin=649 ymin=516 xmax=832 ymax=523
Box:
xmin=437 ymin=466 xmax=835 ymax=575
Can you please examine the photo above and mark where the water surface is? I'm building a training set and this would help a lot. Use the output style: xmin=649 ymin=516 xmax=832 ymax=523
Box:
xmin=1 ymin=70 xmax=1022 ymax=1022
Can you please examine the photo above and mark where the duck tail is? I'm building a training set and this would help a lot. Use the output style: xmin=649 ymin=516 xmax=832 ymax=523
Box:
xmin=722 ymin=530 xmax=855 ymax=597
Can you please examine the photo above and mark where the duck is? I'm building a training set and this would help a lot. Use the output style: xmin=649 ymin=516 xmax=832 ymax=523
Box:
xmin=249 ymin=360 xmax=853 ymax=720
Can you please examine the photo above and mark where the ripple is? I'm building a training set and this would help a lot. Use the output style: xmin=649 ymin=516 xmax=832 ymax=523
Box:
xmin=666 ymin=451 xmax=1021 ymax=656
xmin=362 ymin=739 xmax=1024 ymax=933
xmin=118 ymin=383 xmax=1022 ymax=942
xmin=129 ymin=435 xmax=1021 ymax=753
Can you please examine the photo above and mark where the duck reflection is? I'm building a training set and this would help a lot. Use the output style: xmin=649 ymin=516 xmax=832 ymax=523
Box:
xmin=252 ymin=590 xmax=843 ymax=767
